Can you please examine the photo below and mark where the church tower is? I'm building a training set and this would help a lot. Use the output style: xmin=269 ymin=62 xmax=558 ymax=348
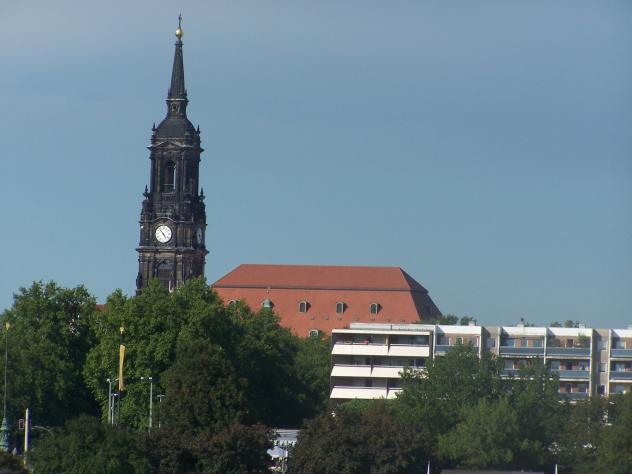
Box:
xmin=136 ymin=17 xmax=207 ymax=292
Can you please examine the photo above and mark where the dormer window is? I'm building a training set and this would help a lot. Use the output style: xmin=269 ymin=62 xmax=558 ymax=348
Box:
xmin=298 ymin=301 xmax=309 ymax=313
xmin=261 ymin=299 xmax=273 ymax=309
xmin=335 ymin=302 xmax=345 ymax=314
xmin=370 ymin=303 xmax=380 ymax=314
xmin=227 ymin=300 xmax=237 ymax=306
xmin=162 ymin=162 xmax=176 ymax=192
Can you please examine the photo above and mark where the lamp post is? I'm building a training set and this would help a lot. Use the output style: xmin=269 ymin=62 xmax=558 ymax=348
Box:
xmin=106 ymin=378 xmax=119 ymax=425
xmin=0 ymin=322 xmax=10 ymax=452
xmin=141 ymin=376 xmax=153 ymax=432
xmin=156 ymin=394 xmax=165 ymax=429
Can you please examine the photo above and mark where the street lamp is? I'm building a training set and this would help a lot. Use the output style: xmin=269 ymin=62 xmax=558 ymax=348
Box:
xmin=140 ymin=376 xmax=153 ymax=432
xmin=156 ymin=394 xmax=165 ymax=429
xmin=0 ymin=322 xmax=10 ymax=452
xmin=106 ymin=377 xmax=119 ymax=425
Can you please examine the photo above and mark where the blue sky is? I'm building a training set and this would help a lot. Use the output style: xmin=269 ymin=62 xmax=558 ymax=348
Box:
xmin=1 ymin=1 xmax=630 ymax=327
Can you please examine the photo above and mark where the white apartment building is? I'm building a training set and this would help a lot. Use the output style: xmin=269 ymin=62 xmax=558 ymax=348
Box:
xmin=329 ymin=322 xmax=632 ymax=403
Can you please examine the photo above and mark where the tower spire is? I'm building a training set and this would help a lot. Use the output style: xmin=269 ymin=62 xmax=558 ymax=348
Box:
xmin=167 ymin=15 xmax=187 ymax=110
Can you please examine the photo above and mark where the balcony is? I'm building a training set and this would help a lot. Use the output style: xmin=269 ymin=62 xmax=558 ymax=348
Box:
xmin=499 ymin=346 xmax=544 ymax=356
xmin=330 ymin=386 xmax=388 ymax=400
xmin=371 ymin=366 xmax=408 ymax=378
xmin=611 ymin=349 xmax=632 ymax=358
xmin=546 ymin=347 xmax=590 ymax=357
xmin=434 ymin=344 xmax=479 ymax=355
xmin=551 ymin=369 xmax=590 ymax=380
xmin=330 ymin=365 xmax=372 ymax=378
xmin=386 ymin=388 xmax=402 ymax=399
xmin=332 ymin=342 xmax=388 ymax=356
xmin=561 ymin=392 xmax=589 ymax=401
xmin=388 ymin=344 xmax=430 ymax=357
xmin=609 ymin=371 xmax=632 ymax=381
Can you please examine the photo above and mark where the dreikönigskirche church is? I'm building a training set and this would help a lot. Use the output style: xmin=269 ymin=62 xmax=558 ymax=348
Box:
xmin=136 ymin=18 xmax=207 ymax=292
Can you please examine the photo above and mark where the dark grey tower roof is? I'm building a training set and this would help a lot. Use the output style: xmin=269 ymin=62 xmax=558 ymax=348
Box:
xmin=155 ymin=16 xmax=197 ymax=141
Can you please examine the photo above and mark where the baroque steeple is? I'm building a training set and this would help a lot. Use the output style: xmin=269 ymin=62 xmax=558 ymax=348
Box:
xmin=136 ymin=16 xmax=207 ymax=293
xmin=167 ymin=15 xmax=187 ymax=114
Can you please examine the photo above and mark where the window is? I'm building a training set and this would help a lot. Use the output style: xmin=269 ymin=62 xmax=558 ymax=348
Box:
xmin=597 ymin=340 xmax=608 ymax=351
xmin=533 ymin=339 xmax=543 ymax=348
xmin=162 ymin=161 xmax=176 ymax=192
xmin=227 ymin=300 xmax=237 ymax=306
xmin=456 ymin=337 xmax=463 ymax=345
xmin=261 ymin=299 xmax=273 ymax=309
xmin=370 ymin=303 xmax=380 ymax=314
xmin=298 ymin=301 xmax=308 ymax=313
xmin=364 ymin=379 xmax=373 ymax=388
xmin=613 ymin=339 xmax=626 ymax=349
xmin=308 ymin=329 xmax=320 ymax=338
xmin=335 ymin=302 xmax=345 ymax=314
xmin=521 ymin=337 xmax=528 ymax=348
xmin=599 ymin=363 xmax=606 ymax=373
xmin=597 ymin=385 xmax=606 ymax=395
xmin=566 ymin=339 xmax=574 ymax=348
xmin=578 ymin=383 xmax=588 ymax=393
xmin=564 ymin=383 xmax=572 ymax=393
xmin=486 ymin=338 xmax=496 ymax=348
xmin=550 ymin=360 xmax=560 ymax=370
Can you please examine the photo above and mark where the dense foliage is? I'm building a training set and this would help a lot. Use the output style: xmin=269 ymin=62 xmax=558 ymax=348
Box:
xmin=290 ymin=400 xmax=428 ymax=474
xmin=291 ymin=344 xmax=632 ymax=474
xmin=3 ymin=281 xmax=632 ymax=473
xmin=0 ymin=282 xmax=99 ymax=428
xmin=0 ymin=279 xmax=330 ymax=472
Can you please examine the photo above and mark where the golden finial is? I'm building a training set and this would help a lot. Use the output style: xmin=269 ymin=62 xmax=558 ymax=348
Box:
xmin=175 ymin=14 xmax=184 ymax=39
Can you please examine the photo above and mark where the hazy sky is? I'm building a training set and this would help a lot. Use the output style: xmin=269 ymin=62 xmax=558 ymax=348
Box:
xmin=1 ymin=1 xmax=630 ymax=327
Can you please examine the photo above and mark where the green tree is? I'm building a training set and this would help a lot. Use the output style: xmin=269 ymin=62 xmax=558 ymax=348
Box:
xmin=290 ymin=400 xmax=428 ymax=474
xmin=85 ymin=278 xmax=321 ymax=429
xmin=556 ymin=397 xmax=607 ymax=473
xmin=395 ymin=344 xmax=504 ymax=447
xmin=84 ymin=278 xmax=228 ymax=429
xmin=161 ymin=339 xmax=248 ymax=430
xmin=142 ymin=422 xmax=271 ymax=474
xmin=30 ymin=415 xmax=151 ymax=474
xmin=507 ymin=361 xmax=562 ymax=468
xmin=437 ymin=397 xmax=520 ymax=469
xmin=0 ymin=281 xmax=99 ymax=428
xmin=292 ymin=334 xmax=331 ymax=419
xmin=595 ymin=393 xmax=632 ymax=473
xmin=227 ymin=305 xmax=306 ymax=427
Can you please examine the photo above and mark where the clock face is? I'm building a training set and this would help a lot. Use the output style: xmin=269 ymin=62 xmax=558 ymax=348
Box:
xmin=155 ymin=225 xmax=172 ymax=243
xmin=196 ymin=227 xmax=203 ymax=244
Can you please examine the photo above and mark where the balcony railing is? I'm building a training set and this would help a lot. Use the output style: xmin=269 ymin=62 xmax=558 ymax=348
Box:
xmin=501 ymin=369 xmax=520 ymax=377
xmin=434 ymin=344 xmax=479 ymax=354
xmin=551 ymin=369 xmax=590 ymax=379
xmin=546 ymin=347 xmax=590 ymax=356
xmin=609 ymin=371 xmax=632 ymax=380
xmin=611 ymin=349 xmax=632 ymax=358
xmin=561 ymin=392 xmax=589 ymax=400
xmin=499 ymin=346 xmax=544 ymax=356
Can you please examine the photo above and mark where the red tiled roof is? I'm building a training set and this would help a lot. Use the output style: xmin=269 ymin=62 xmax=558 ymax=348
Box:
xmin=212 ymin=264 xmax=441 ymax=336
xmin=214 ymin=264 xmax=428 ymax=293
